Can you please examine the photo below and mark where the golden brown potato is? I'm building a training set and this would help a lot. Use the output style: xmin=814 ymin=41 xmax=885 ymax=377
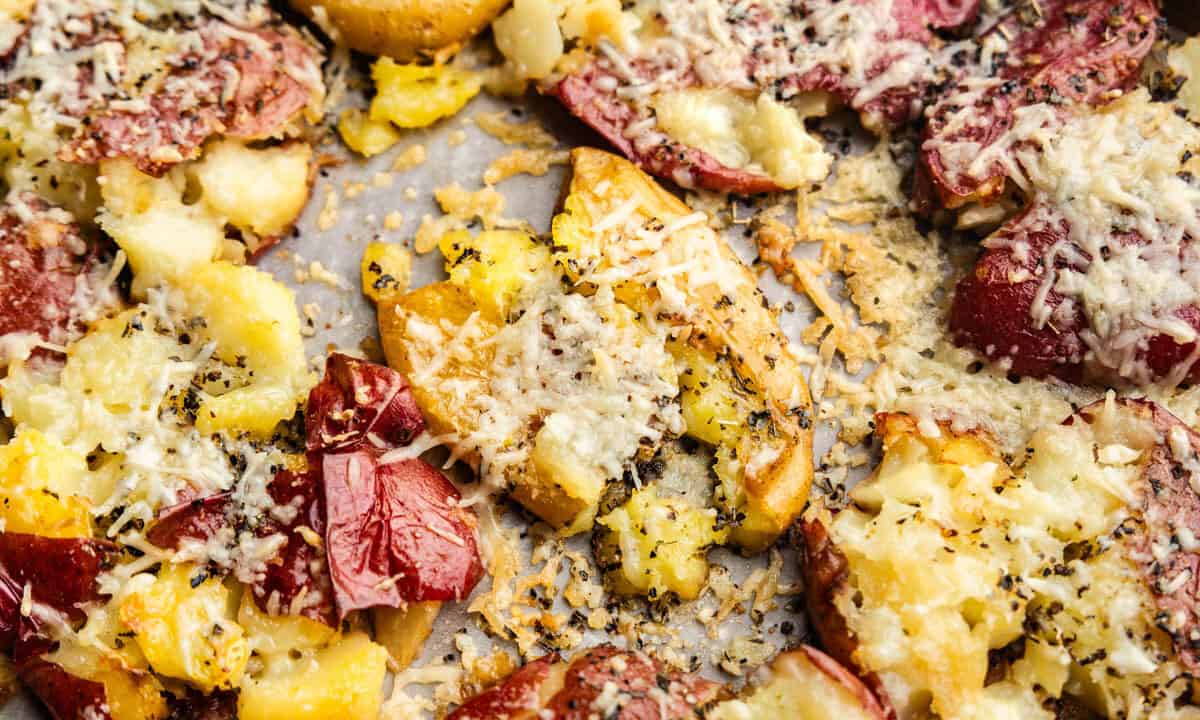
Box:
xmin=554 ymin=148 xmax=815 ymax=551
xmin=290 ymin=0 xmax=510 ymax=61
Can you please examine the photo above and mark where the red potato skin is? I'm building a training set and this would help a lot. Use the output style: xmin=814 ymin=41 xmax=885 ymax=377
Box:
xmin=948 ymin=204 xmax=1087 ymax=382
xmin=448 ymin=646 xmax=721 ymax=720
xmin=321 ymin=452 xmax=483 ymax=615
xmin=0 ymin=534 xmax=120 ymax=720
xmin=0 ymin=533 xmax=118 ymax=658
xmin=949 ymin=205 xmax=1200 ymax=384
xmin=311 ymin=354 xmax=483 ymax=617
xmin=793 ymin=646 xmax=891 ymax=720
xmin=797 ymin=520 xmax=898 ymax=720
xmin=446 ymin=654 xmax=560 ymax=720
xmin=253 ymin=467 xmax=336 ymax=626
xmin=547 ymin=645 xmax=720 ymax=720
xmin=146 ymin=469 xmax=338 ymax=627
xmin=57 ymin=23 xmax=321 ymax=176
xmin=306 ymin=352 xmax=426 ymax=455
xmin=914 ymin=0 xmax=1159 ymax=213
xmin=144 ymin=493 xmax=232 ymax=550
xmin=16 ymin=658 xmax=110 ymax=720
xmin=0 ymin=197 xmax=100 ymax=358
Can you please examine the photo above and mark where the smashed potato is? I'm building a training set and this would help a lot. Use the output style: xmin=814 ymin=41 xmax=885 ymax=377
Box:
xmin=802 ymin=400 xmax=1200 ymax=719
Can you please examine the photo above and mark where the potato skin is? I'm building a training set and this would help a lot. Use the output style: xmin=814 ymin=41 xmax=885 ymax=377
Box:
xmin=290 ymin=0 xmax=510 ymax=61
xmin=798 ymin=517 xmax=896 ymax=720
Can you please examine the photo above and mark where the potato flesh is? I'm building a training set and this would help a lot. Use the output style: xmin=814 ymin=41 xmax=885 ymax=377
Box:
xmin=0 ymin=427 xmax=93 ymax=537
xmin=553 ymin=148 xmax=813 ymax=552
xmin=119 ymin=563 xmax=249 ymax=692
xmin=596 ymin=484 xmax=726 ymax=600
xmin=1170 ymin=37 xmax=1200 ymax=121
xmin=361 ymin=240 xmax=413 ymax=303
xmin=369 ymin=60 xmax=482 ymax=129
xmin=238 ymin=632 xmax=388 ymax=720
xmin=826 ymin=408 xmax=1186 ymax=719
xmin=653 ymin=89 xmax=832 ymax=189
xmin=371 ymin=601 xmax=441 ymax=670
xmin=708 ymin=650 xmax=881 ymax=720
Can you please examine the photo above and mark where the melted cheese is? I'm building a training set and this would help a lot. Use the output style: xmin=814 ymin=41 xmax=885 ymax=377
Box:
xmin=998 ymin=92 xmax=1200 ymax=383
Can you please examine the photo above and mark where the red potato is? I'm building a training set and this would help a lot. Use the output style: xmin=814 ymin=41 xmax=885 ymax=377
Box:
xmin=949 ymin=203 xmax=1200 ymax=385
xmin=448 ymin=646 xmax=721 ymax=720
xmin=0 ymin=533 xmax=155 ymax=720
xmin=798 ymin=402 xmax=1200 ymax=718
xmin=947 ymin=204 xmax=1087 ymax=382
xmin=1097 ymin=399 xmax=1200 ymax=671
xmin=55 ymin=22 xmax=322 ymax=177
xmin=546 ymin=0 xmax=980 ymax=194
xmin=144 ymin=493 xmax=232 ymax=550
xmin=308 ymin=353 xmax=483 ymax=616
xmin=16 ymin=658 xmax=109 ymax=720
xmin=321 ymin=452 xmax=483 ymax=614
xmin=146 ymin=467 xmax=338 ymax=627
xmin=447 ymin=654 xmax=562 ymax=720
xmin=0 ymin=533 xmax=117 ymax=658
xmin=0 ymin=196 xmax=103 ymax=361
xmin=548 ymin=68 xmax=789 ymax=196
xmin=305 ymin=352 xmax=426 ymax=456
xmin=252 ymin=467 xmax=336 ymax=626
xmin=705 ymin=645 xmax=891 ymax=720
xmin=914 ymin=0 xmax=1159 ymax=213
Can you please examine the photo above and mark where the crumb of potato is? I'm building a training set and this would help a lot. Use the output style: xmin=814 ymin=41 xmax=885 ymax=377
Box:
xmin=317 ymin=184 xmax=339 ymax=231
xmin=308 ymin=260 xmax=342 ymax=288
xmin=373 ymin=172 xmax=394 ymax=188
xmin=392 ymin=144 xmax=428 ymax=172
xmin=384 ymin=211 xmax=404 ymax=230
xmin=344 ymin=180 xmax=367 ymax=199
xmin=447 ymin=129 xmax=468 ymax=147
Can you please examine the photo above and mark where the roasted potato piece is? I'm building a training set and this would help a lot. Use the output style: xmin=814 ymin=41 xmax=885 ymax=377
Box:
xmin=378 ymin=281 xmax=498 ymax=440
xmin=380 ymin=228 xmax=679 ymax=535
xmin=371 ymin=601 xmax=441 ymax=669
xmin=119 ymin=563 xmax=249 ymax=692
xmin=708 ymin=646 xmax=890 ymax=720
xmin=0 ymin=427 xmax=93 ymax=537
xmin=360 ymin=240 xmax=413 ymax=303
xmin=800 ymin=399 xmax=1200 ymax=719
xmin=595 ymin=484 xmax=725 ymax=601
xmin=289 ymin=0 xmax=509 ymax=62
xmin=554 ymin=148 xmax=814 ymax=551
xmin=593 ymin=441 xmax=726 ymax=601
xmin=338 ymin=108 xmax=403 ymax=158
xmin=368 ymin=59 xmax=482 ymax=129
